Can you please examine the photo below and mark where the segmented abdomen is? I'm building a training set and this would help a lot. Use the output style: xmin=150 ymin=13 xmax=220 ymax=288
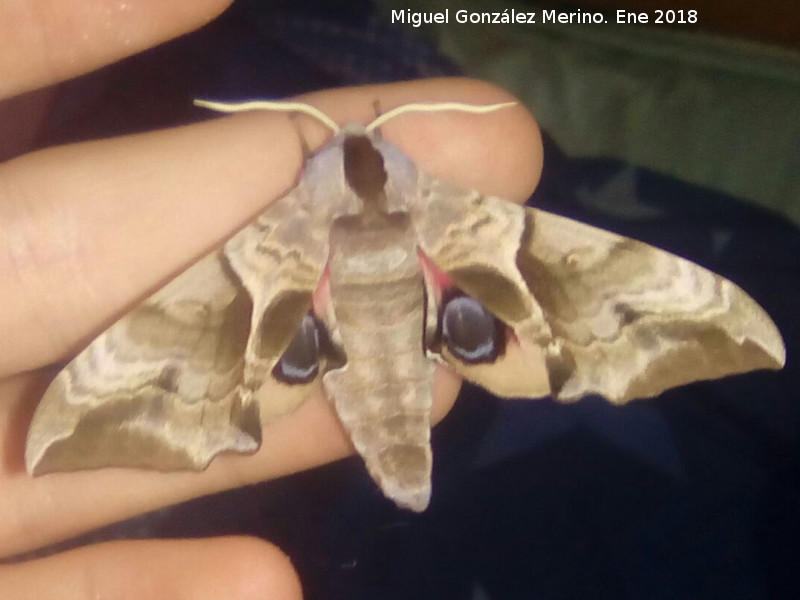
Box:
xmin=323 ymin=214 xmax=435 ymax=511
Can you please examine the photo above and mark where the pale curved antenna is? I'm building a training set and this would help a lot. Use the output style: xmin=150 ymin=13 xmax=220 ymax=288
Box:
xmin=193 ymin=99 xmax=341 ymax=135
xmin=365 ymin=101 xmax=517 ymax=133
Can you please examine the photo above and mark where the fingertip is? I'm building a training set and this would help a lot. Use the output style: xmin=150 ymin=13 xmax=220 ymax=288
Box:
xmin=196 ymin=537 xmax=303 ymax=600
xmin=0 ymin=0 xmax=235 ymax=98
xmin=0 ymin=537 xmax=303 ymax=600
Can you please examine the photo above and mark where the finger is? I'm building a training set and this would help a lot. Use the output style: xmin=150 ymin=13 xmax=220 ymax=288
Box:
xmin=0 ymin=366 xmax=459 ymax=556
xmin=0 ymin=537 xmax=302 ymax=600
xmin=0 ymin=0 xmax=234 ymax=99
xmin=0 ymin=79 xmax=541 ymax=555
xmin=0 ymin=77 xmax=542 ymax=376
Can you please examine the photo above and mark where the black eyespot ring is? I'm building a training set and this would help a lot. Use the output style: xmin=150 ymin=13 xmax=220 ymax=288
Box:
xmin=273 ymin=314 xmax=321 ymax=384
xmin=440 ymin=294 xmax=502 ymax=364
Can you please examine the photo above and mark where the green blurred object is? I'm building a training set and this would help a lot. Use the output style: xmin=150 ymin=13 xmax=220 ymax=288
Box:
xmin=380 ymin=0 xmax=800 ymax=225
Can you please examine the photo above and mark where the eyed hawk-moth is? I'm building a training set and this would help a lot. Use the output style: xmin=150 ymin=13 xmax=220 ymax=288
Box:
xmin=25 ymin=100 xmax=785 ymax=511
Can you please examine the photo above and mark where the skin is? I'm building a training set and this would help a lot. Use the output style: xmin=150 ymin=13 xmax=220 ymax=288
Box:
xmin=0 ymin=1 xmax=544 ymax=597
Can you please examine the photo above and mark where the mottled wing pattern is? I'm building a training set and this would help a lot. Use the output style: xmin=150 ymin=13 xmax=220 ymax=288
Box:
xmin=223 ymin=180 xmax=338 ymax=422
xmin=25 ymin=146 xmax=359 ymax=475
xmin=24 ymin=113 xmax=787 ymax=513
xmin=409 ymin=172 xmax=785 ymax=403
xmin=25 ymin=138 xmax=360 ymax=477
xmin=26 ymin=252 xmax=258 ymax=474
xmin=518 ymin=208 xmax=785 ymax=402
xmin=408 ymin=172 xmax=551 ymax=399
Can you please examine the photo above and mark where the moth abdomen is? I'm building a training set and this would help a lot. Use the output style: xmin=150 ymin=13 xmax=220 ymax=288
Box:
xmin=322 ymin=197 xmax=435 ymax=510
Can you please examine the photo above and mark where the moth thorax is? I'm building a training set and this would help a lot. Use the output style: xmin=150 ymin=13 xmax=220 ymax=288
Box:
xmin=343 ymin=135 xmax=388 ymax=210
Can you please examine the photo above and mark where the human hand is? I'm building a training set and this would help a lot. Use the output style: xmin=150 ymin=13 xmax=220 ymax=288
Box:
xmin=0 ymin=1 xmax=542 ymax=596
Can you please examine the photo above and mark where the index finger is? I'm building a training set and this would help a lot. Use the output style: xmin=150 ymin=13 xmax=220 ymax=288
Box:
xmin=0 ymin=79 xmax=543 ymax=557
xmin=0 ymin=0 xmax=233 ymax=99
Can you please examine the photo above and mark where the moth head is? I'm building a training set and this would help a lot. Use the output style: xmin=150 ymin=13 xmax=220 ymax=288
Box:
xmin=341 ymin=133 xmax=387 ymax=204
xmin=193 ymin=98 xmax=515 ymax=211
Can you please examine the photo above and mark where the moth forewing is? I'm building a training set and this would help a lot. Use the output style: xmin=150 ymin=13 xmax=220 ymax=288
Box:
xmin=25 ymin=99 xmax=785 ymax=513
xmin=25 ymin=251 xmax=262 ymax=475
xmin=516 ymin=207 xmax=786 ymax=402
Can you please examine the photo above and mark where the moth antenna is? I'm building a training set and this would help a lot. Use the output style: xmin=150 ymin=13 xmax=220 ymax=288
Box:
xmin=193 ymin=99 xmax=341 ymax=135
xmin=365 ymin=101 xmax=517 ymax=133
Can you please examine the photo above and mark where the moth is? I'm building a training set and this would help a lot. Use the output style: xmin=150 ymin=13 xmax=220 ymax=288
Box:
xmin=25 ymin=99 xmax=786 ymax=512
